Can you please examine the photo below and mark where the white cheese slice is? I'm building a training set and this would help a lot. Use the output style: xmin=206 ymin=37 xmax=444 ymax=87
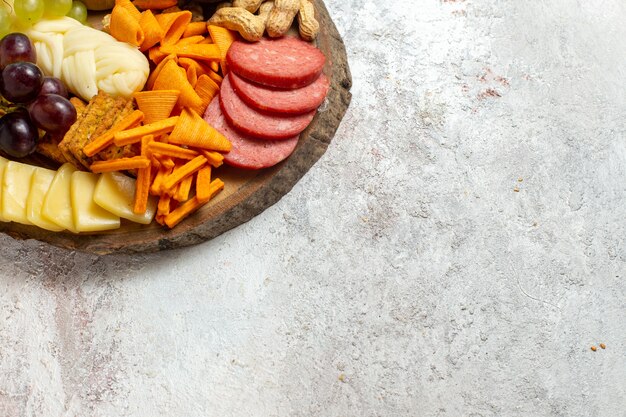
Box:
xmin=42 ymin=163 xmax=78 ymax=232
xmin=0 ymin=156 xmax=9 ymax=222
xmin=94 ymin=172 xmax=157 ymax=225
xmin=27 ymin=167 xmax=64 ymax=231
xmin=2 ymin=161 xmax=37 ymax=225
xmin=71 ymin=171 xmax=120 ymax=232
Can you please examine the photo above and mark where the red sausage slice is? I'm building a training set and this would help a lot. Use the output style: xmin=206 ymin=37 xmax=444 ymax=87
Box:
xmin=220 ymin=74 xmax=316 ymax=140
xmin=230 ymin=72 xmax=330 ymax=115
xmin=203 ymin=96 xmax=299 ymax=170
xmin=227 ymin=37 xmax=326 ymax=89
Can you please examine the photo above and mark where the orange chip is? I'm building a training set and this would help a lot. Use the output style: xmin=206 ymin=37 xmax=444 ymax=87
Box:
xmin=146 ymin=54 xmax=177 ymax=89
xmin=164 ymin=179 xmax=224 ymax=228
xmin=199 ymin=150 xmax=224 ymax=168
xmin=133 ymin=90 xmax=180 ymax=124
xmin=186 ymin=65 xmax=198 ymax=87
xmin=147 ymin=142 xmax=199 ymax=160
xmin=133 ymin=135 xmax=154 ymax=214
xmin=162 ymin=155 xmax=206 ymax=191
xmin=153 ymin=59 xmax=202 ymax=109
xmin=90 ymin=156 xmax=151 ymax=173
xmin=132 ymin=0 xmax=177 ymax=9
xmin=110 ymin=4 xmax=144 ymax=47
xmin=148 ymin=46 xmax=169 ymax=65
xmin=155 ymin=10 xmax=192 ymax=46
xmin=151 ymin=154 xmax=162 ymax=169
xmin=183 ymin=21 xmax=208 ymax=38
xmin=207 ymin=25 xmax=237 ymax=74
xmin=207 ymin=70 xmax=223 ymax=86
xmin=174 ymin=173 xmax=193 ymax=202
xmin=160 ymin=156 xmax=175 ymax=170
xmin=139 ymin=9 xmax=164 ymax=51
xmin=174 ymin=35 xmax=204 ymax=46
xmin=150 ymin=165 xmax=171 ymax=195
xmin=116 ymin=0 xmax=142 ymax=20
xmin=164 ymin=196 xmax=201 ymax=228
xmin=169 ymin=108 xmax=231 ymax=151
xmin=195 ymin=165 xmax=212 ymax=202
xmin=191 ymin=74 xmax=220 ymax=116
xmin=159 ymin=43 xmax=221 ymax=61
xmin=114 ymin=116 xmax=179 ymax=146
xmin=157 ymin=193 xmax=172 ymax=216
xmin=178 ymin=57 xmax=207 ymax=77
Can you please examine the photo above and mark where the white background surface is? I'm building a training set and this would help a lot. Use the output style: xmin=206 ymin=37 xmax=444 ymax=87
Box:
xmin=2 ymin=0 xmax=626 ymax=416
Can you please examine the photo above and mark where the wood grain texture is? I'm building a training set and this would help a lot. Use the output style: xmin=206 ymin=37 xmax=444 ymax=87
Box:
xmin=0 ymin=0 xmax=352 ymax=254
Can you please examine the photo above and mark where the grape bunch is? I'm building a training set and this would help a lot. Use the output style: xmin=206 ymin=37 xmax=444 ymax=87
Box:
xmin=0 ymin=33 xmax=76 ymax=158
xmin=0 ymin=1 xmax=88 ymax=38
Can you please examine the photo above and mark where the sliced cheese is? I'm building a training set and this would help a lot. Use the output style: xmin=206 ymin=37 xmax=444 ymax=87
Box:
xmin=94 ymin=172 xmax=157 ymax=225
xmin=71 ymin=171 xmax=120 ymax=232
xmin=27 ymin=167 xmax=64 ymax=232
xmin=2 ymin=161 xmax=37 ymax=225
xmin=42 ymin=163 xmax=78 ymax=232
xmin=0 ymin=156 xmax=9 ymax=222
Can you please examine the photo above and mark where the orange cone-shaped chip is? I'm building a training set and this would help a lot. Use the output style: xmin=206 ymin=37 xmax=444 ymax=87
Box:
xmin=133 ymin=90 xmax=180 ymax=124
xmin=155 ymin=10 xmax=192 ymax=46
xmin=139 ymin=10 xmax=164 ymax=51
xmin=110 ymin=4 xmax=144 ymax=47
xmin=169 ymin=108 xmax=231 ymax=152
xmin=153 ymin=59 xmax=202 ymax=110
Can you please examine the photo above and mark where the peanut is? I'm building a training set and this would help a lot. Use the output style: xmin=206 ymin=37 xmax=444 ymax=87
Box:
xmin=209 ymin=7 xmax=266 ymax=42
xmin=266 ymin=0 xmax=299 ymax=38
xmin=298 ymin=0 xmax=319 ymax=41
xmin=233 ymin=0 xmax=263 ymax=13
xmin=258 ymin=1 xmax=274 ymax=26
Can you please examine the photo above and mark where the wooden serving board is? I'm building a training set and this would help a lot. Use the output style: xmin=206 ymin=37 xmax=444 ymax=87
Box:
xmin=0 ymin=0 xmax=352 ymax=254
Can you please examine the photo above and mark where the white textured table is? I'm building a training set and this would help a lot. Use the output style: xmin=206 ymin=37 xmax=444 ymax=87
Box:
xmin=1 ymin=1 xmax=625 ymax=415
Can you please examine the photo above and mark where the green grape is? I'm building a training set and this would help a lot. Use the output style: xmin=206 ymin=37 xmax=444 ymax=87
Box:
xmin=44 ymin=0 xmax=72 ymax=17
xmin=66 ymin=0 xmax=87 ymax=24
xmin=0 ymin=9 xmax=12 ymax=38
xmin=14 ymin=0 xmax=45 ymax=26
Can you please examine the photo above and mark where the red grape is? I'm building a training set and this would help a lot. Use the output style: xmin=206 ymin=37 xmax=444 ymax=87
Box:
xmin=0 ymin=110 xmax=38 ymax=158
xmin=0 ymin=33 xmax=37 ymax=69
xmin=0 ymin=62 xmax=43 ymax=103
xmin=29 ymin=94 xmax=77 ymax=134
xmin=40 ymin=76 xmax=68 ymax=98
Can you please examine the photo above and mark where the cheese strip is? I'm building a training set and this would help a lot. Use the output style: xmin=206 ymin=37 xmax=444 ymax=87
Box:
xmin=94 ymin=172 xmax=157 ymax=225
xmin=42 ymin=163 xmax=78 ymax=233
xmin=2 ymin=162 xmax=37 ymax=225
xmin=27 ymin=167 xmax=64 ymax=231
xmin=71 ymin=171 xmax=120 ymax=232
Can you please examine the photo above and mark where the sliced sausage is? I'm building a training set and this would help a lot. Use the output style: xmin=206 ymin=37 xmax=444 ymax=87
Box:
xmin=230 ymin=72 xmax=330 ymax=115
xmin=203 ymin=96 xmax=299 ymax=170
xmin=227 ymin=36 xmax=326 ymax=89
xmin=220 ymin=74 xmax=316 ymax=140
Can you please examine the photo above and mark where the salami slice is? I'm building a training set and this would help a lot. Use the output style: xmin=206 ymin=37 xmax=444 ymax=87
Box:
xmin=220 ymin=74 xmax=316 ymax=140
xmin=203 ymin=96 xmax=299 ymax=170
xmin=230 ymin=72 xmax=330 ymax=115
xmin=227 ymin=37 xmax=326 ymax=89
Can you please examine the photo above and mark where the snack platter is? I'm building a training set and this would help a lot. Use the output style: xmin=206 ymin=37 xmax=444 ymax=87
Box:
xmin=0 ymin=0 xmax=351 ymax=254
